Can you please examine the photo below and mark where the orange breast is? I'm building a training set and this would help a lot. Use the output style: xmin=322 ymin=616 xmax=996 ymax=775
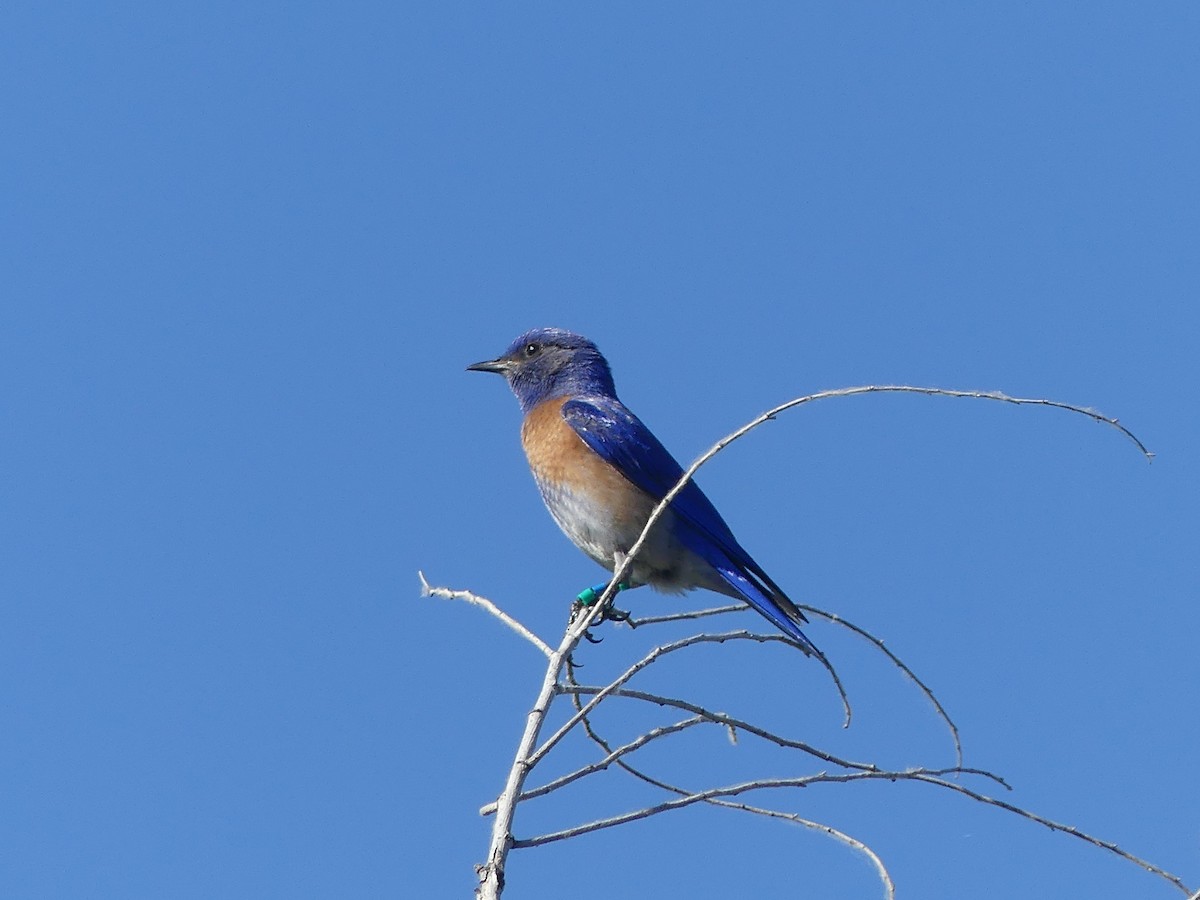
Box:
xmin=520 ymin=396 xmax=653 ymax=535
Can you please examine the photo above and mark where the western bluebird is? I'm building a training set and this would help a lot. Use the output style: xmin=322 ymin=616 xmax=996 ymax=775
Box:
xmin=468 ymin=327 xmax=814 ymax=653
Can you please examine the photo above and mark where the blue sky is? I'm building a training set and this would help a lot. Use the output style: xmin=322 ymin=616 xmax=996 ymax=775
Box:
xmin=2 ymin=3 xmax=1197 ymax=897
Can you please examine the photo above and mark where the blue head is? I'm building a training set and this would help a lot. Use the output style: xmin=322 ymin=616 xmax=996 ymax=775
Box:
xmin=468 ymin=328 xmax=617 ymax=413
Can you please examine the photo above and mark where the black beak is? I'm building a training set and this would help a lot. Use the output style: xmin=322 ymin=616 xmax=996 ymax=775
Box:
xmin=466 ymin=357 xmax=511 ymax=375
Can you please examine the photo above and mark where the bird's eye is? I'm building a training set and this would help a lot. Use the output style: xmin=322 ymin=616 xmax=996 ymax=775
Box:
xmin=523 ymin=343 xmax=539 ymax=357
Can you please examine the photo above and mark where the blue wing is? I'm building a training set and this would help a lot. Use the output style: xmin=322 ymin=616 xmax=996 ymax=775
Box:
xmin=561 ymin=396 xmax=814 ymax=651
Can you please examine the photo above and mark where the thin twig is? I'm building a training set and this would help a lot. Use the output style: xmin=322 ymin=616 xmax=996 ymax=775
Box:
xmin=623 ymin=602 xmax=748 ymax=627
xmin=562 ymin=683 xmax=1012 ymax=791
xmin=801 ymin=601 xmax=964 ymax=767
xmin=530 ymin=631 xmax=852 ymax=769
xmin=711 ymin=799 xmax=897 ymax=899
xmin=480 ymin=715 xmax=707 ymax=814
xmin=559 ymin=683 xmax=880 ymax=773
xmin=418 ymin=571 xmax=554 ymax=658
xmin=514 ymin=768 xmax=1192 ymax=897
xmin=627 ymin=599 xmax=961 ymax=760
xmin=512 ymin=769 xmax=973 ymax=846
xmin=900 ymin=770 xmax=1194 ymax=895
xmin=630 ymin=598 xmax=963 ymax=762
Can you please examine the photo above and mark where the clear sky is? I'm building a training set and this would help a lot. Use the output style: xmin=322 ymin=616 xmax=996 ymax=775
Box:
xmin=2 ymin=3 xmax=1197 ymax=898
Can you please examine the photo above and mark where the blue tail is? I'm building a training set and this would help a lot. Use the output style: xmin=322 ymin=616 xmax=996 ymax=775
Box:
xmin=714 ymin=562 xmax=818 ymax=656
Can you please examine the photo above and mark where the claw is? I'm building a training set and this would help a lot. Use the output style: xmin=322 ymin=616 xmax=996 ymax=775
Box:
xmin=569 ymin=599 xmax=604 ymax=643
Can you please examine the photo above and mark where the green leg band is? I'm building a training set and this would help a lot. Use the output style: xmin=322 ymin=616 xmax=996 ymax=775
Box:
xmin=576 ymin=581 xmax=632 ymax=606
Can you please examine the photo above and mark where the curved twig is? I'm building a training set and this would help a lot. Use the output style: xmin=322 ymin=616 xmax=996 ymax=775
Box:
xmin=800 ymin=601 xmax=964 ymax=767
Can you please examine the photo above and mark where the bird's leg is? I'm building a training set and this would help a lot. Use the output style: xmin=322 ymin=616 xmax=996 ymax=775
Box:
xmin=570 ymin=554 xmax=634 ymax=637
xmin=601 ymin=551 xmax=633 ymax=622
xmin=570 ymin=581 xmax=633 ymax=635
xmin=569 ymin=591 xmax=606 ymax=644
xmin=569 ymin=585 xmax=606 ymax=642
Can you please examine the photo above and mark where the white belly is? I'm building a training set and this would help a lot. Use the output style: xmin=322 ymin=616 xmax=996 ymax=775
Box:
xmin=533 ymin=474 xmax=723 ymax=595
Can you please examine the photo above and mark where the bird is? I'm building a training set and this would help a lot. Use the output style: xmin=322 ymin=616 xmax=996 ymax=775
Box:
xmin=468 ymin=327 xmax=815 ymax=653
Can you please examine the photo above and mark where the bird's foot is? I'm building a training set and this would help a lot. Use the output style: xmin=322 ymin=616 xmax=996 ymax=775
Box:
xmin=568 ymin=601 xmax=615 ymax=642
xmin=570 ymin=580 xmax=633 ymax=640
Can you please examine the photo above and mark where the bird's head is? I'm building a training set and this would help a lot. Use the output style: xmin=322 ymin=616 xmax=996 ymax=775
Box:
xmin=468 ymin=327 xmax=617 ymax=412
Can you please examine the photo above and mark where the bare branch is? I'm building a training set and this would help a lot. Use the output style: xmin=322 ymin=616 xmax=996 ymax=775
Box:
xmin=475 ymin=596 xmax=611 ymax=899
xmin=514 ymin=767 xmax=1192 ymax=898
xmin=512 ymin=770 xmax=960 ymax=846
xmin=624 ymin=597 xmax=963 ymax=763
xmin=559 ymin=624 xmax=1182 ymax=895
xmin=623 ymin=602 xmax=747 ymax=627
xmin=480 ymin=715 xmax=708 ymax=814
xmin=727 ymin=385 xmax=1154 ymax=464
xmin=710 ymin=799 xmax=896 ymax=899
xmin=559 ymin=683 xmax=882 ymax=773
xmin=564 ymin=678 xmax=896 ymax=898
xmin=801 ymin=601 xmax=964 ymax=767
xmin=530 ymin=630 xmax=853 ymax=769
xmin=418 ymin=571 xmax=554 ymax=658
xmin=625 ymin=605 xmax=856 ymax=725
xmin=899 ymin=770 xmax=1194 ymax=895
